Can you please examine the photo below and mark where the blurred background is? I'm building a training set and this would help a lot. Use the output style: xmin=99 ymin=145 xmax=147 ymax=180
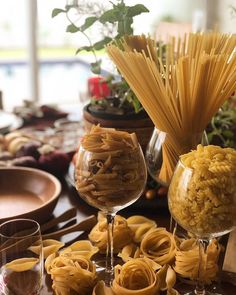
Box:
xmin=0 ymin=0 xmax=235 ymax=113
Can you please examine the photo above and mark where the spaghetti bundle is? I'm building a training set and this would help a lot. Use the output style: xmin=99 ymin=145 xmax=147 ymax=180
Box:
xmin=107 ymin=32 xmax=236 ymax=183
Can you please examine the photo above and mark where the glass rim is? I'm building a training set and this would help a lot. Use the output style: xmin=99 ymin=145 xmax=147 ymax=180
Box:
xmin=0 ymin=218 xmax=40 ymax=239
xmin=79 ymin=142 xmax=143 ymax=152
xmin=177 ymin=157 xmax=194 ymax=172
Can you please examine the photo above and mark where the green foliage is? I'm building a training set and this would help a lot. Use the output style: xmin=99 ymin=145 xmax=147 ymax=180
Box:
xmin=51 ymin=8 xmax=67 ymax=18
xmin=52 ymin=1 xmax=149 ymax=74
xmin=52 ymin=0 xmax=149 ymax=114
xmin=207 ymin=96 xmax=236 ymax=148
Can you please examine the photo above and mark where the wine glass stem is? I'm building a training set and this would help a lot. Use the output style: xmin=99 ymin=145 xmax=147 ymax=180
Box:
xmin=105 ymin=212 xmax=115 ymax=286
xmin=169 ymin=216 xmax=178 ymax=233
xmin=195 ymin=239 xmax=208 ymax=295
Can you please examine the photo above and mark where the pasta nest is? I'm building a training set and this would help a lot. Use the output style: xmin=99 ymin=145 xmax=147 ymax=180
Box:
xmin=112 ymin=258 xmax=178 ymax=295
xmin=174 ymin=238 xmax=221 ymax=284
xmin=112 ymin=257 xmax=161 ymax=295
xmin=45 ymin=240 xmax=99 ymax=295
xmin=89 ymin=214 xmax=133 ymax=253
xmin=140 ymin=228 xmax=177 ymax=265
xmin=126 ymin=215 xmax=157 ymax=243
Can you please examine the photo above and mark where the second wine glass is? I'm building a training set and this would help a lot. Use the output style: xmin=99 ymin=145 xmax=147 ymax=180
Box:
xmin=74 ymin=126 xmax=147 ymax=285
xmin=168 ymin=145 xmax=236 ymax=295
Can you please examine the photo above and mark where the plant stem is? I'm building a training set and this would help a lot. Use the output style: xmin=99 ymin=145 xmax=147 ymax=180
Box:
xmin=66 ymin=12 xmax=98 ymax=64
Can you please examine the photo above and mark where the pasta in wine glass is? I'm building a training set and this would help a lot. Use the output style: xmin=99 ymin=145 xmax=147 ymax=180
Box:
xmin=168 ymin=145 xmax=236 ymax=295
xmin=74 ymin=125 xmax=147 ymax=285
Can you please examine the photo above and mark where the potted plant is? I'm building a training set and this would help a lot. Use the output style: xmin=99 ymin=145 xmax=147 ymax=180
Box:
xmin=52 ymin=0 xmax=154 ymax=150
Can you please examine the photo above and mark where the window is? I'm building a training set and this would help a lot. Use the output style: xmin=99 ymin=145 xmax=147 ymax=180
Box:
xmin=0 ymin=0 xmax=233 ymax=112
xmin=0 ymin=0 xmax=91 ymax=112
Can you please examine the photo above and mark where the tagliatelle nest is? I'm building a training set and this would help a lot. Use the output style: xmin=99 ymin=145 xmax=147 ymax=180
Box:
xmin=112 ymin=257 xmax=179 ymax=295
xmin=89 ymin=214 xmax=133 ymax=253
xmin=113 ymin=257 xmax=161 ymax=295
xmin=174 ymin=238 xmax=221 ymax=284
xmin=140 ymin=228 xmax=177 ymax=265
xmin=45 ymin=240 xmax=99 ymax=295
xmin=126 ymin=215 xmax=157 ymax=243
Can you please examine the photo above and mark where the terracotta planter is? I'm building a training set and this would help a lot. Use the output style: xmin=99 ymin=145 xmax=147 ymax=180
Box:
xmin=83 ymin=104 xmax=154 ymax=152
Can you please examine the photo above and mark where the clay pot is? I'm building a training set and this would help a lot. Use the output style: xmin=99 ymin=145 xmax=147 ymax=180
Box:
xmin=83 ymin=104 xmax=154 ymax=152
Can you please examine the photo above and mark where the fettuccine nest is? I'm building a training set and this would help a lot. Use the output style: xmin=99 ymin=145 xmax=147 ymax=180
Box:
xmin=9 ymin=214 xmax=221 ymax=295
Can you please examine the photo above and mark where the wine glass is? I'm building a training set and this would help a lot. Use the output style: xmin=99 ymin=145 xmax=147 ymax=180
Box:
xmin=168 ymin=147 xmax=236 ymax=295
xmin=0 ymin=219 xmax=43 ymax=295
xmin=74 ymin=130 xmax=147 ymax=286
xmin=146 ymin=128 xmax=208 ymax=232
xmin=145 ymin=128 xmax=208 ymax=186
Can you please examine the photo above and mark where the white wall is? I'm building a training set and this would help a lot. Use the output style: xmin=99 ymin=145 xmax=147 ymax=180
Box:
xmin=126 ymin=0 xmax=207 ymax=35
xmin=207 ymin=0 xmax=236 ymax=33
xmin=127 ymin=0 xmax=235 ymax=35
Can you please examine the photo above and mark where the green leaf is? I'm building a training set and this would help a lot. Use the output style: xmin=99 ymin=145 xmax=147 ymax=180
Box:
xmin=207 ymin=133 xmax=214 ymax=143
xmin=132 ymin=98 xmax=142 ymax=113
xmin=91 ymin=60 xmax=102 ymax=74
xmin=222 ymin=130 xmax=234 ymax=139
xmin=99 ymin=9 xmax=119 ymax=24
xmin=51 ymin=8 xmax=66 ymax=18
xmin=93 ymin=37 xmax=113 ymax=50
xmin=80 ymin=16 xmax=98 ymax=32
xmin=126 ymin=4 xmax=149 ymax=17
xmin=66 ymin=23 xmax=79 ymax=33
xmin=120 ymin=18 xmax=133 ymax=35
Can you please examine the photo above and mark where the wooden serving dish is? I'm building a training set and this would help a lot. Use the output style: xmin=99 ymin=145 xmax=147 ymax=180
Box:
xmin=0 ymin=167 xmax=61 ymax=224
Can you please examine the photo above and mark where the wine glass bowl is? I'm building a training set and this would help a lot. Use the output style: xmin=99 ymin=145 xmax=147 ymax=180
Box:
xmin=168 ymin=160 xmax=236 ymax=239
xmin=145 ymin=129 xmax=167 ymax=186
xmin=75 ymin=145 xmax=146 ymax=213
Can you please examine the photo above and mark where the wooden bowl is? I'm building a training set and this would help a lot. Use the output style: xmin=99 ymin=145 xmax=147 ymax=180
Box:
xmin=0 ymin=167 xmax=61 ymax=224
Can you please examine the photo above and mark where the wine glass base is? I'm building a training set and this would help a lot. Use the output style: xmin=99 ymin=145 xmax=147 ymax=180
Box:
xmin=176 ymin=279 xmax=223 ymax=295
xmin=93 ymin=256 xmax=122 ymax=286
xmin=182 ymin=292 xmax=222 ymax=295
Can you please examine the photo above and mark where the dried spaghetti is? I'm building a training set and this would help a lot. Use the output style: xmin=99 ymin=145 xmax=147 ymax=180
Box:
xmin=107 ymin=32 xmax=236 ymax=183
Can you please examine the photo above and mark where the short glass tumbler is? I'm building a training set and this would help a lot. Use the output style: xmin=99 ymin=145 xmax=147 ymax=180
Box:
xmin=0 ymin=219 xmax=43 ymax=295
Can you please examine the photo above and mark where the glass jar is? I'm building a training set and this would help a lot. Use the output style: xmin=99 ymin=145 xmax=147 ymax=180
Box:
xmin=145 ymin=128 xmax=208 ymax=186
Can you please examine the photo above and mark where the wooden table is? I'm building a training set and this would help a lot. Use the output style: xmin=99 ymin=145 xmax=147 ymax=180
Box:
xmin=41 ymin=178 xmax=236 ymax=295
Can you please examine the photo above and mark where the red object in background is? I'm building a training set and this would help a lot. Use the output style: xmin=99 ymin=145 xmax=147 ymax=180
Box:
xmin=88 ymin=76 xmax=111 ymax=99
